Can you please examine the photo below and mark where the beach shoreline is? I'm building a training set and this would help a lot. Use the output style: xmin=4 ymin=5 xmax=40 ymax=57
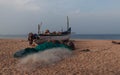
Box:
xmin=0 ymin=38 xmax=120 ymax=75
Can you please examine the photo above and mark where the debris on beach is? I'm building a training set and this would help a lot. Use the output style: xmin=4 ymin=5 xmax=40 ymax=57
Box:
xmin=112 ymin=41 xmax=120 ymax=44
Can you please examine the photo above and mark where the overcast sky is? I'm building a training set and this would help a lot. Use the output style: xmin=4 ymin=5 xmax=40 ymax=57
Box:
xmin=0 ymin=0 xmax=120 ymax=34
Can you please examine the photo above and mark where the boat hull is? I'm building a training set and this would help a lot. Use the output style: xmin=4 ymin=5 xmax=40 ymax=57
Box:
xmin=28 ymin=27 xmax=71 ymax=45
xmin=34 ymin=34 xmax=70 ymax=44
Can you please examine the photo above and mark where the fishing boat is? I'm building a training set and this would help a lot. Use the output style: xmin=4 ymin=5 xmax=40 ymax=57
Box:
xmin=28 ymin=16 xmax=71 ymax=45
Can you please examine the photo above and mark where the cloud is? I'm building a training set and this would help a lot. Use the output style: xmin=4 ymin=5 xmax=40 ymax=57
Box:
xmin=0 ymin=0 xmax=40 ymax=11
xmin=69 ymin=9 xmax=120 ymax=19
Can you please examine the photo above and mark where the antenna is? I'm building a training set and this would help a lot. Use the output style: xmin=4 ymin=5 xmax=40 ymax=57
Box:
xmin=67 ymin=16 xmax=69 ymax=30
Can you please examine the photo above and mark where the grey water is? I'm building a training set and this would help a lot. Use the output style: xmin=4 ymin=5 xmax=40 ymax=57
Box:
xmin=1 ymin=34 xmax=120 ymax=40
xmin=0 ymin=34 xmax=27 ymax=39
xmin=71 ymin=34 xmax=120 ymax=40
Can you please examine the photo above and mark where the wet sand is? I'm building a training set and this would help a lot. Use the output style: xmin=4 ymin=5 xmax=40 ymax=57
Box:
xmin=0 ymin=39 xmax=120 ymax=75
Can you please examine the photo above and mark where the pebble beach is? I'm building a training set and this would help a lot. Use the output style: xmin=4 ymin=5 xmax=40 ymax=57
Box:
xmin=0 ymin=39 xmax=120 ymax=75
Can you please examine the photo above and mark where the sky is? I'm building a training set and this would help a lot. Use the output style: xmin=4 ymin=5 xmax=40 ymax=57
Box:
xmin=0 ymin=0 xmax=120 ymax=34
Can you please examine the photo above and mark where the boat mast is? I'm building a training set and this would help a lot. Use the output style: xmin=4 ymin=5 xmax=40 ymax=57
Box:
xmin=67 ymin=16 xmax=69 ymax=30
xmin=38 ymin=22 xmax=42 ymax=34
xmin=38 ymin=24 xmax=40 ymax=34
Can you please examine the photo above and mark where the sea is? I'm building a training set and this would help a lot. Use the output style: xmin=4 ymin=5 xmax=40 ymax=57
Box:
xmin=1 ymin=34 xmax=120 ymax=40
xmin=71 ymin=34 xmax=120 ymax=40
xmin=0 ymin=35 xmax=27 ymax=39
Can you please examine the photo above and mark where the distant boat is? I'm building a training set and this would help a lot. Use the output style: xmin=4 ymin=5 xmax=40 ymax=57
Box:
xmin=28 ymin=16 xmax=71 ymax=45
